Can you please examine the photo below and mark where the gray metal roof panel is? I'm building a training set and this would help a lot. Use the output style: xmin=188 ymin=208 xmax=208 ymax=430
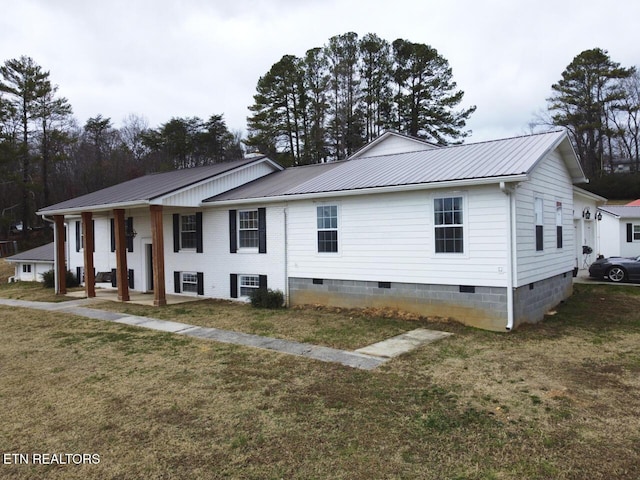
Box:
xmin=599 ymin=205 xmax=640 ymax=219
xmin=6 ymin=242 xmax=54 ymax=262
xmin=39 ymin=157 xmax=266 ymax=212
xmin=208 ymin=130 xmax=569 ymax=202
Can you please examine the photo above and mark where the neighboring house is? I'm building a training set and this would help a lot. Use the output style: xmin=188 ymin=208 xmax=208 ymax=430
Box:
xmin=572 ymin=186 xmax=607 ymax=268
xmin=38 ymin=130 xmax=587 ymax=331
xmin=597 ymin=205 xmax=640 ymax=258
xmin=6 ymin=242 xmax=54 ymax=282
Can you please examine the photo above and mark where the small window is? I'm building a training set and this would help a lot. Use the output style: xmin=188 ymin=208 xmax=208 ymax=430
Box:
xmin=181 ymin=215 xmax=197 ymax=249
xmin=181 ymin=272 xmax=198 ymax=293
xmin=239 ymin=210 xmax=259 ymax=248
xmin=317 ymin=205 xmax=338 ymax=253
xmin=434 ymin=196 xmax=464 ymax=253
xmin=240 ymin=275 xmax=260 ymax=297
xmin=535 ymin=197 xmax=544 ymax=251
xmin=22 ymin=265 xmax=32 ymax=273
xmin=634 ymin=224 xmax=640 ymax=242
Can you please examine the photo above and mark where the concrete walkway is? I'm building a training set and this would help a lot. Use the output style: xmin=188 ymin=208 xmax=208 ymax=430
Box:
xmin=0 ymin=298 xmax=452 ymax=370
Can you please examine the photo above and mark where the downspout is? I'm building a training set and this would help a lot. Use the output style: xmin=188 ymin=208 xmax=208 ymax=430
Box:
xmin=500 ymin=182 xmax=516 ymax=331
xmin=42 ymin=215 xmax=57 ymax=292
xmin=283 ymin=205 xmax=289 ymax=306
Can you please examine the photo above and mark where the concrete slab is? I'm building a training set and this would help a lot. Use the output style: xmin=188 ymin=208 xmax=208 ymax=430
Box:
xmin=355 ymin=328 xmax=453 ymax=358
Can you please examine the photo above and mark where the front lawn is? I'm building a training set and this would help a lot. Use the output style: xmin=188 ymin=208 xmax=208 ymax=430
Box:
xmin=0 ymin=282 xmax=639 ymax=478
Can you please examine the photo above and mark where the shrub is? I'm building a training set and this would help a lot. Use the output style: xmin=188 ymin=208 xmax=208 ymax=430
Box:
xmin=42 ymin=269 xmax=79 ymax=289
xmin=249 ymin=288 xmax=285 ymax=309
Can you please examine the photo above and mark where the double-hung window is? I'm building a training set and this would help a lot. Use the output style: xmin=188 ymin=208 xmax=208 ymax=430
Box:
xmin=240 ymin=275 xmax=260 ymax=297
xmin=634 ymin=224 xmax=640 ymax=241
xmin=317 ymin=205 xmax=338 ymax=253
xmin=239 ymin=210 xmax=259 ymax=249
xmin=181 ymin=214 xmax=197 ymax=249
xmin=181 ymin=272 xmax=199 ymax=294
xmin=434 ymin=196 xmax=464 ymax=253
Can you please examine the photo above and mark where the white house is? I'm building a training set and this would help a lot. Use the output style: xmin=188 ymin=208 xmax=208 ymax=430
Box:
xmin=38 ymin=130 xmax=587 ymax=331
xmin=6 ymin=242 xmax=55 ymax=282
xmin=597 ymin=205 xmax=640 ymax=258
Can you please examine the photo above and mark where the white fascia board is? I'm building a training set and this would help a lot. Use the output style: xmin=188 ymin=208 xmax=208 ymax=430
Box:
xmin=37 ymin=200 xmax=150 ymax=216
xmin=204 ymin=174 xmax=529 ymax=207
xmin=573 ymin=186 xmax=607 ymax=202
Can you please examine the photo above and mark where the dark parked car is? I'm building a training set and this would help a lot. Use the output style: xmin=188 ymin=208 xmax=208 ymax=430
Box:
xmin=589 ymin=255 xmax=640 ymax=283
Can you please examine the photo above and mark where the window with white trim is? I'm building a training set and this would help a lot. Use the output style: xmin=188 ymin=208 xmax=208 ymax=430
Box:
xmin=634 ymin=224 xmax=640 ymax=241
xmin=180 ymin=215 xmax=197 ymax=249
xmin=240 ymin=275 xmax=260 ymax=297
xmin=434 ymin=196 xmax=464 ymax=253
xmin=181 ymin=272 xmax=198 ymax=293
xmin=22 ymin=265 xmax=31 ymax=273
xmin=317 ymin=205 xmax=338 ymax=253
xmin=239 ymin=210 xmax=259 ymax=248
xmin=535 ymin=197 xmax=544 ymax=251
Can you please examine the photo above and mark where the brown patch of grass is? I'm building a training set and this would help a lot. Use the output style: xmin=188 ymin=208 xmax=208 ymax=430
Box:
xmin=0 ymin=283 xmax=639 ymax=478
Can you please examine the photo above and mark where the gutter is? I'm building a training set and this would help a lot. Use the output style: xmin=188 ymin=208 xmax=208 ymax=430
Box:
xmin=204 ymin=174 xmax=531 ymax=207
xmin=500 ymin=182 xmax=517 ymax=331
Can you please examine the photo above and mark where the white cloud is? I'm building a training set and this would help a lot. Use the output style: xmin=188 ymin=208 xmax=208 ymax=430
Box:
xmin=1 ymin=0 xmax=638 ymax=141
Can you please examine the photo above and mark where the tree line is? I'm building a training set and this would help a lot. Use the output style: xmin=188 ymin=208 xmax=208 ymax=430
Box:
xmin=245 ymin=32 xmax=476 ymax=165
xmin=545 ymin=48 xmax=640 ymax=185
xmin=0 ymin=56 xmax=242 ymax=237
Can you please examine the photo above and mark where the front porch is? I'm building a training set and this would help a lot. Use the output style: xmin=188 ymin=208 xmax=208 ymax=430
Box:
xmin=65 ymin=288 xmax=201 ymax=306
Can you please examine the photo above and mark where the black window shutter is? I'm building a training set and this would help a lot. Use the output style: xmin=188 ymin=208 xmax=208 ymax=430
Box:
xmin=75 ymin=221 xmax=80 ymax=252
xmin=110 ymin=219 xmax=115 ymax=252
xmin=173 ymin=214 xmax=180 ymax=252
xmin=230 ymin=273 xmax=238 ymax=298
xmin=557 ymin=226 xmax=563 ymax=249
xmin=627 ymin=223 xmax=633 ymax=243
xmin=259 ymin=274 xmax=267 ymax=291
xmin=92 ymin=220 xmax=95 ymax=252
xmin=229 ymin=210 xmax=237 ymax=253
xmin=258 ymin=207 xmax=267 ymax=254
xmin=127 ymin=217 xmax=134 ymax=252
xmin=111 ymin=268 xmax=117 ymax=287
xmin=128 ymin=269 xmax=134 ymax=289
xmin=535 ymin=225 xmax=544 ymax=251
xmin=196 ymin=212 xmax=203 ymax=253
xmin=174 ymin=271 xmax=181 ymax=293
xmin=76 ymin=266 xmax=82 ymax=283
xmin=197 ymin=272 xmax=204 ymax=295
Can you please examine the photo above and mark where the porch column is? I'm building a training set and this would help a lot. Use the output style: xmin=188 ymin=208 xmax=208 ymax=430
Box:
xmin=53 ymin=215 xmax=67 ymax=295
xmin=113 ymin=209 xmax=130 ymax=301
xmin=150 ymin=205 xmax=166 ymax=306
xmin=81 ymin=211 xmax=96 ymax=298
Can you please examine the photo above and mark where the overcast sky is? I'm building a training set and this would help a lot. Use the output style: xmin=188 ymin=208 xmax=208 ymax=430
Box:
xmin=1 ymin=0 xmax=638 ymax=143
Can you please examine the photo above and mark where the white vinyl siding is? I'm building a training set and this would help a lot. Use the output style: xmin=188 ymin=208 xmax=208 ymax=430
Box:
xmin=287 ymin=187 xmax=509 ymax=287
xmin=515 ymin=150 xmax=575 ymax=285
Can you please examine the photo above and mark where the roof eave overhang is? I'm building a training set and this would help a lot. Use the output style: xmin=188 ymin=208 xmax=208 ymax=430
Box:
xmin=37 ymin=200 xmax=150 ymax=217
xmin=204 ymin=174 xmax=529 ymax=207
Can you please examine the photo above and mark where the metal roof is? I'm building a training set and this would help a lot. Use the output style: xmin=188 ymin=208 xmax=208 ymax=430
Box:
xmin=38 ymin=157 xmax=270 ymax=214
xmin=6 ymin=242 xmax=54 ymax=262
xmin=599 ymin=205 xmax=640 ymax=219
xmin=208 ymin=130 xmax=582 ymax=203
